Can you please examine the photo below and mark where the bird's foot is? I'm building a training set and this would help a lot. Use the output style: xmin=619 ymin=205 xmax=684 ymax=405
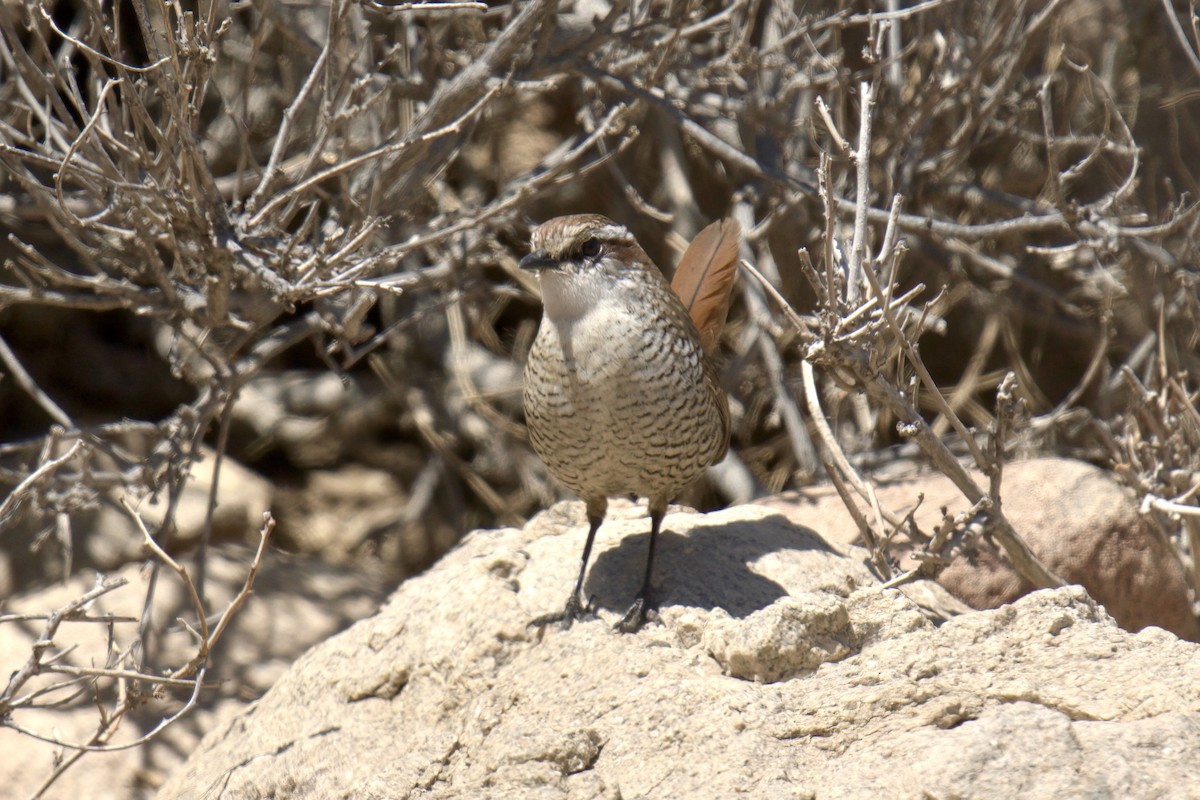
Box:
xmin=614 ymin=593 xmax=657 ymax=634
xmin=529 ymin=593 xmax=596 ymax=631
xmin=562 ymin=592 xmax=596 ymax=626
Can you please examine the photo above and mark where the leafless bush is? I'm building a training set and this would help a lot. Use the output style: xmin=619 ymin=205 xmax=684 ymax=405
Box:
xmin=2 ymin=0 xmax=1199 ymax=794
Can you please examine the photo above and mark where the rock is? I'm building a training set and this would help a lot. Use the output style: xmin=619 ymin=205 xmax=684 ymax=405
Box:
xmin=230 ymin=371 xmax=396 ymax=467
xmin=0 ymin=448 xmax=274 ymax=592
xmin=274 ymin=465 xmax=407 ymax=560
xmin=143 ymin=448 xmax=275 ymax=548
xmin=760 ymin=457 xmax=1200 ymax=640
xmin=85 ymin=448 xmax=274 ymax=569
xmin=0 ymin=545 xmax=389 ymax=799
xmin=158 ymin=502 xmax=1200 ymax=799
xmin=702 ymin=592 xmax=858 ymax=682
xmin=272 ymin=464 xmax=461 ymax=576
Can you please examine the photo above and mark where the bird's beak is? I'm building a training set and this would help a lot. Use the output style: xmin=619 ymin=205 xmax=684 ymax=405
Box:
xmin=519 ymin=250 xmax=559 ymax=271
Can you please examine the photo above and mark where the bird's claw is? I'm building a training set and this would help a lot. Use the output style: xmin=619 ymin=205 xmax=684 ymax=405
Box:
xmin=528 ymin=593 xmax=597 ymax=631
xmin=614 ymin=595 xmax=656 ymax=633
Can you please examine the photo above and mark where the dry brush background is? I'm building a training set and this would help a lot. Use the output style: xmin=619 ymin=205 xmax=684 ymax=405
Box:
xmin=1 ymin=0 xmax=1199 ymax=795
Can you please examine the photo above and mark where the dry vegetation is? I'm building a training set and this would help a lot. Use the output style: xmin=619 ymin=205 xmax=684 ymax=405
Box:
xmin=1 ymin=0 xmax=1199 ymax=795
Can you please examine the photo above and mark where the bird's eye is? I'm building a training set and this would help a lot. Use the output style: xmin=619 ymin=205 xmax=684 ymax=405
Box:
xmin=580 ymin=238 xmax=601 ymax=258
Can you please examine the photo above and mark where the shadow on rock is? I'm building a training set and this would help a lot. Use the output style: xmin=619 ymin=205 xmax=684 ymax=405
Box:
xmin=586 ymin=510 xmax=859 ymax=619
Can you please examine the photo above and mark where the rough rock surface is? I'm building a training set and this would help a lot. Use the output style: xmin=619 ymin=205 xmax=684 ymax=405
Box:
xmin=761 ymin=457 xmax=1200 ymax=640
xmin=159 ymin=501 xmax=1200 ymax=799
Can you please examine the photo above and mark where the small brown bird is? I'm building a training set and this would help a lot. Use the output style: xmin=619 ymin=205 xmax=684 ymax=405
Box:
xmin=521 ymin=214 xmax=740 ymax=631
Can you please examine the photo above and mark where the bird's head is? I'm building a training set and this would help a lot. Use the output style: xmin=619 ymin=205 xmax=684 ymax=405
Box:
xmin=520 ymin=214 xmax=661 ymax=320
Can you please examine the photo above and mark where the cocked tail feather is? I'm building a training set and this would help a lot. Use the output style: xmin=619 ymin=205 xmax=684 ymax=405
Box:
xmin=670 ymin=218 xmax=741 ymax=355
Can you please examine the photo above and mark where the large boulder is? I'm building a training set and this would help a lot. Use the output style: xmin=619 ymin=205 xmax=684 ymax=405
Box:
xmin=159 ymin=501 xmax=1200 ymax=799
xmin=762 ymin=457 xmax=1200 ymax=640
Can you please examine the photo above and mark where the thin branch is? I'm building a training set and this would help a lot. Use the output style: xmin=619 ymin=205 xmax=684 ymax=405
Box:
xmin=0 ymin=335 xmax=75 ymax=428
xmin=846 ymin=80 xmax=875 ymax=305
xmin=0 ymin=439 xmax=86 ymax=524
xmin=247 ymin=82 xmax=503 ymax=227
xmin=1159 ymin=0 xmax=1200 ymax=81
xmin=246 ymin=11 xmax=335 ymax=213
xmin=1 ymin=577 xmax=130 ymax=716
xmin=364 ymin=0 xmax=488 ymax=11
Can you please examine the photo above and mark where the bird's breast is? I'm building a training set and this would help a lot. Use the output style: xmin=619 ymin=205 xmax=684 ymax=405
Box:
xmin=523 ymin=297 xmax=725 ymax=501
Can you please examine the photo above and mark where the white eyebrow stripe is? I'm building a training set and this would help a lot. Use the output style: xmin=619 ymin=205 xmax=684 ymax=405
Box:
xmin=592 ymin=224 xmax=634 ymax=243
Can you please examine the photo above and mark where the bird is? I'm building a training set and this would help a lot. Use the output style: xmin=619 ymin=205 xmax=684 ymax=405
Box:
xmin=520 ymin=213 xmax=740 ymax=632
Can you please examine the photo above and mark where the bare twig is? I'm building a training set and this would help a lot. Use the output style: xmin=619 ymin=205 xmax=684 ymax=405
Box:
xmin=0 ymin=439 xmax=86 ymax=524
xmin=0 ymin=336 xmax=75 ymax=428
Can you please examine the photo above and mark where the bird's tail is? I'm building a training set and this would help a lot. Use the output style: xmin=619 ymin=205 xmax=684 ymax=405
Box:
xmin=670 ymin=218 xmax=741 ymax=354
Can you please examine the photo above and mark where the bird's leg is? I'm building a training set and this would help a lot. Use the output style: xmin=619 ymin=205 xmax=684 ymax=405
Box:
xmin=529 ymin=501 xmax=605 ymax=629
xmin=527 ymin=498 xmax=607 ymax=630
xmin=615 ymin=502 xmax=666 ymax=633
xmin=561 ymin=499 xmax=606 ymax=623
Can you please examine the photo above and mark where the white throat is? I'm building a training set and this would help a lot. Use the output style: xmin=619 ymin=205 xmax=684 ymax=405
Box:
xmin=537 ymin=270 xmax=613 ymax=326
